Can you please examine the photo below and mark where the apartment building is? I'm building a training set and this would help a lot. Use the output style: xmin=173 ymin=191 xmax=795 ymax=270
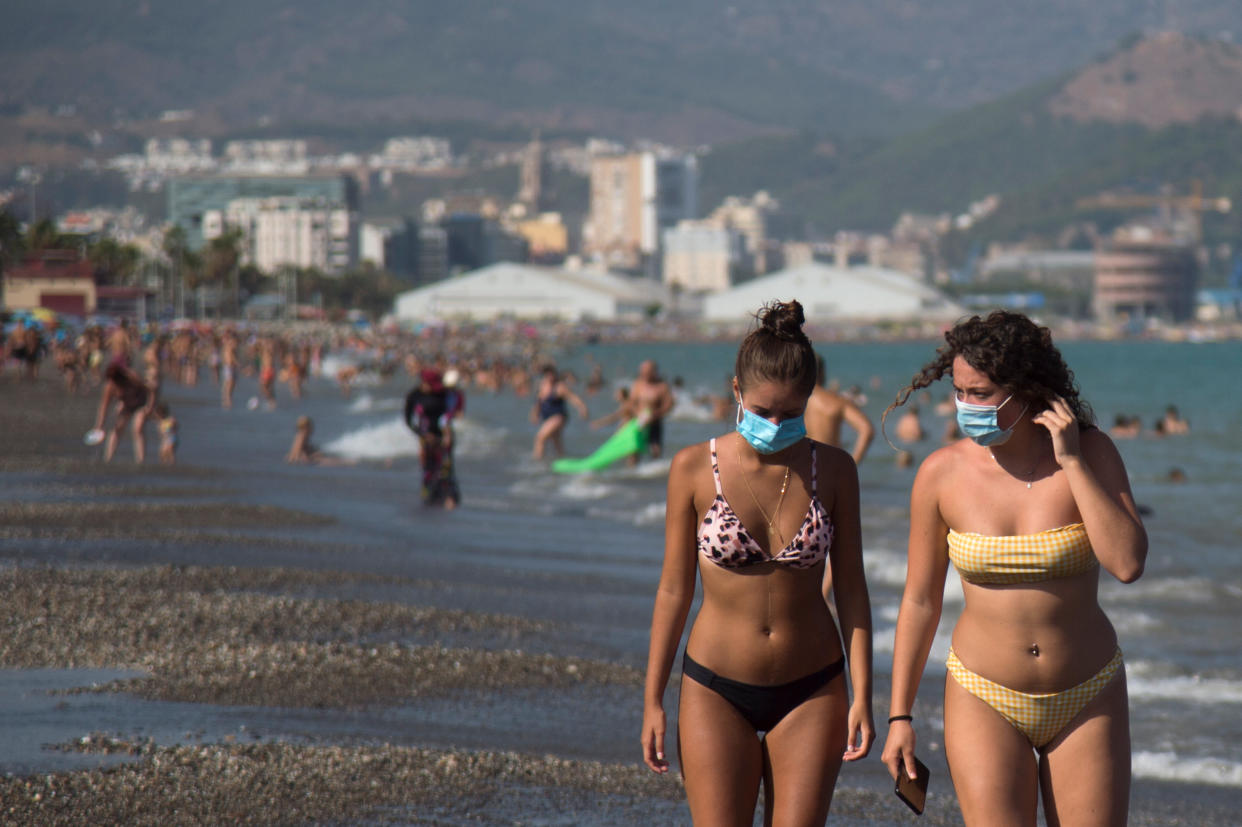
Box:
xmin=584 ymin=151 xmax=697 ymax=272
xmin=204 ymin=196 xmax=358 ymax=274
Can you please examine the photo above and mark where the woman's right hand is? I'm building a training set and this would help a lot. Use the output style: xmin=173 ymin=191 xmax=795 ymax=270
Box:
xmin=641 ymin=702 xmax=670 ymax=773
xmin=881 ymin=720 xmax=919 ymax=781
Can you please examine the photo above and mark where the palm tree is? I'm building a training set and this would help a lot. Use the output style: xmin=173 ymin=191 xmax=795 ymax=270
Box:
xmin=162 ymin=225 xmax=200 ymax=318
xmin=88 ymin=237 xmax=143 ymax=285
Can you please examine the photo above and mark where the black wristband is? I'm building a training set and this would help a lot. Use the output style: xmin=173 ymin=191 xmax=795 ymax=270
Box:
xmin=887 ymin=714 xmax=913 ymax=723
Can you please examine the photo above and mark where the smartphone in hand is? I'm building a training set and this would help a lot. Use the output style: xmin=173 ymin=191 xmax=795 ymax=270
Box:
xmin=894 ymin=756 xmax=930 ymax=815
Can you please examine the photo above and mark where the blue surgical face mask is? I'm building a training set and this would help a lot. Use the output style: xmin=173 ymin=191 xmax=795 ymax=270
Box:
xmin=736 ymin=402 xmax=806 ymax=454
xmin=954 ymin=394 xmax=1028 ymax=447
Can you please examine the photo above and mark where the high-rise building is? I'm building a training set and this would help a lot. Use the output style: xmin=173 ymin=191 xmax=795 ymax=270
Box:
xmin=584 ymin=151 xmax=697 ymax=272
xmin=517 ymin=133 xmax=549 ymax=213
xmin=203 ymin=196 xmax=358 ymax=274
xmin=168 ymin=174 xmax=358 ymax=250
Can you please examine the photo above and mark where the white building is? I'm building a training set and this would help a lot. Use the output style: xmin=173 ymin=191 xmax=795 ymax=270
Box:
xmin=702 ymin=263 xmax=966 ymax=323
xmin=369 ymin=136 xmax=454 ymax=171
xmin=143 ymin=138 xmax=214 ymax=173
xmin=393 ymin=262 xmax=669 ymax=322
xmin=222 ymin=140 xmax=310 ymax=174
xmin=203 ymin=196 xmax=358 ymax=274
xmin=662 ymin=220 xmax=746 ymax=292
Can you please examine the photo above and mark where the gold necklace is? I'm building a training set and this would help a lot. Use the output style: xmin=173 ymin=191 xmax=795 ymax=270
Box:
xmin=735 ymin=443 xmax=792 ymax=544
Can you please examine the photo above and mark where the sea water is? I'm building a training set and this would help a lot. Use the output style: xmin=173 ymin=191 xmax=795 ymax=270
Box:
xmin=65 ymin=338 xmax=1242 ymax=793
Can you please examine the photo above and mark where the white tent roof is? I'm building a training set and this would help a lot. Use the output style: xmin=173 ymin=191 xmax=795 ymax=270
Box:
xmin=703 ymin=263 xmax=966 ymax=322
xmin=393 ymin=262 xmax=668 ymax=322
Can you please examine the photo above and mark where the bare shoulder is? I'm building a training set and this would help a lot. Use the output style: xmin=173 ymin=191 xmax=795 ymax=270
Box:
xmin=669 ymin=439 xmax=713 ymax=483
xmin=912 ymin=440 xmax=968 ymax=489
xmin=669 ymin=439 xmax=716 ymax=511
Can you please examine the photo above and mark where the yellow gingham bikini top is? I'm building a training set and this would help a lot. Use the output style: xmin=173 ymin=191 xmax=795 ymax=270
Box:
xmin=947 ymin=523 xmax=1098 ymax=585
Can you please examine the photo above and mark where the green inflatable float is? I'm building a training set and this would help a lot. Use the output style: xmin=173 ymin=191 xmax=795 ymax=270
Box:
xmin=552 ymin=419 xmax=649 ymax=473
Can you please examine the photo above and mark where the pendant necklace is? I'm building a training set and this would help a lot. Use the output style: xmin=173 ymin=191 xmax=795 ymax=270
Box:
xmin=989 ymin=447 xmax=1039 ymax=489
xmin=736 ymin=444 xmax=792 ymax=544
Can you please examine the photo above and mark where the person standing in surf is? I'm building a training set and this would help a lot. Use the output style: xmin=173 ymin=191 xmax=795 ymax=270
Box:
xmin=530 ymin=364 xmax=588 ymax=460
xmin=642 ymin=299 xmax=874 ymax=825
xmin=629 ymin=359 xmax=675 ymax=459
xmin=405 ymin=368 xmax=461 ymax=509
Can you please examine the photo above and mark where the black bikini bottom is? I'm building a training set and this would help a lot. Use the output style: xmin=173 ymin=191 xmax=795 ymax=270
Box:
xmin=681 ymin=652 xmax=844 ymax=732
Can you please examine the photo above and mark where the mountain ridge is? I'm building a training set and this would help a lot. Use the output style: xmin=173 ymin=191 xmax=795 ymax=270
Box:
xmin=7 ymin=2 xmax=1242 ymax=142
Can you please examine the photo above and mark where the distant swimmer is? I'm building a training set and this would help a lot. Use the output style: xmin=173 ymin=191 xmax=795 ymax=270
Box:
xmin=1109 ymin=414 xmax=1141 ymax=439
xmin=893 ymin=404 xmax=926 ymax=444
xmin=1159 ymin=405 xmax=1190 ymax=435
xmin=585 ymin=362 xmax=606 ymax=396
xmin=804 ymin=353 xmax=874 ymax=465
xmin=629 ymin=359 xmax=675 ymax=459
xmin=531 ymin=365 xmax=588 ymax=460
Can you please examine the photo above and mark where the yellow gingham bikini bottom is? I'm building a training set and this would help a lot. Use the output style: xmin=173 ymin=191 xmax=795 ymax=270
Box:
xmin=947 ymin=647 xmax=1123 ymax=749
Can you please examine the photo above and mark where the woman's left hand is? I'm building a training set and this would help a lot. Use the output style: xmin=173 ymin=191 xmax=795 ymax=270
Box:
xmin=843 ymin=700 xmax=875 ymax=761
xmin=1032 ymin=395 xmax=1081 ymax=467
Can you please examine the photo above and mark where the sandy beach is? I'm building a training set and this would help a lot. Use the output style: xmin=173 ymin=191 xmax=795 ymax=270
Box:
xmin=1 ymin=369 xmax=1238 ymax=825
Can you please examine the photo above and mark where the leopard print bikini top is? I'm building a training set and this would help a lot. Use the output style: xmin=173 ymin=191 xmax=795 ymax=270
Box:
xmin=697 ymin=438 xmax=834 ymax=569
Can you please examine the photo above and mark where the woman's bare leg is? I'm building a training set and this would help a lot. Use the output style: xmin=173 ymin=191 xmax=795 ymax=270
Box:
xmin=758 ymin=676 xmax=848 ymax=827
xmin=944 ymin=673 xmax=1041 ymax=827
xmin=1039 ymin=669 xmax=1129 ymax=827
xmin=678 ymin=677 xmax=764 ymax=826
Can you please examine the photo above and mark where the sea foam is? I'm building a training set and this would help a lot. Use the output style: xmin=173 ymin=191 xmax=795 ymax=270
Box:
xmin=1132 ymin=751 xmax=1242 ymax=786
xmin=323 ymin=416 xmax=505 ymax=461
xmin=1127 ymin=661 xmax=1242 ymax=704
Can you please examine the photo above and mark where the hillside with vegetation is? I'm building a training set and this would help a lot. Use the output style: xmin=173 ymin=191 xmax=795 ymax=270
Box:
xmin=7 ymin=1 xmax=1242 ymax=142
xmin=700 ymin=34 xmax=1242 ymax=253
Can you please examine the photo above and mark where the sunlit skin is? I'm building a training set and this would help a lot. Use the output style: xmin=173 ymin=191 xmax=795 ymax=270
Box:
xmin=642 ymin=377 xmax=874 ymax=826
xmin=882 ymin=355 xmax=1147 ymax=827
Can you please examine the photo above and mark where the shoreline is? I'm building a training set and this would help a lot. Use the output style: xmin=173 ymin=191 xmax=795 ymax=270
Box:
xmin=1 ymin=374 xmax=1239 ymax=824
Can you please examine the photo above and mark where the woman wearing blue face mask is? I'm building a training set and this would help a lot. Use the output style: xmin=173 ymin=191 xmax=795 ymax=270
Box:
xmin=642 ymin=300 xmax=874 ymax=825
xmin=880 ymin=311 xmax=1147 ymax=826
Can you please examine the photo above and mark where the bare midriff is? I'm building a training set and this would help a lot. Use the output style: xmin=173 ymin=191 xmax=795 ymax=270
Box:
xmin=951 ymin=567 xmax=1118 ymax=693
xmin=685 ymin=561 xmax=842 ymax=686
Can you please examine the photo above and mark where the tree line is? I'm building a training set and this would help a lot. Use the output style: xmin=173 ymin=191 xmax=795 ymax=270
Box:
xmin=0 ymin=209 xmax=407 ymax=320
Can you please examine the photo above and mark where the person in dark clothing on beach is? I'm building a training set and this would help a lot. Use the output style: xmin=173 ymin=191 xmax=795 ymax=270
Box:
xmin=405 ymin=369 xmax=461 ymax=509
xmin=93 ymin=362 xmax=152 ymax=463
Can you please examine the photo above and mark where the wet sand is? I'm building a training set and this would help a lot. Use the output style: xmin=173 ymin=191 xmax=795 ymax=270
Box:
xmin=0 ymin=376 xmax=1236 ymax=825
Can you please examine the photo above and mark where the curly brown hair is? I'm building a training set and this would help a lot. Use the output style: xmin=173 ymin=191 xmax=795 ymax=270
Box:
xmin=734 ymin=300 xmax=818 ymax=397
xmin=885 ymin=311 xmax=1094 ymax=433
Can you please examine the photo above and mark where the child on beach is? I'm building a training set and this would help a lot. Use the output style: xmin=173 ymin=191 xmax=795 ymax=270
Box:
xmin=287 ymin=415 xmax=319 ymax=464
xmin=286 ymin=415 xmax=350 ymax=466
xmin=154 ymin=402 xmax=178 ymax=465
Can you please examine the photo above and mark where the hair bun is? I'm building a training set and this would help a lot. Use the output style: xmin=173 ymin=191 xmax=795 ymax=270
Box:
xmin=758 ymin=300 xmax=806 ymax=341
